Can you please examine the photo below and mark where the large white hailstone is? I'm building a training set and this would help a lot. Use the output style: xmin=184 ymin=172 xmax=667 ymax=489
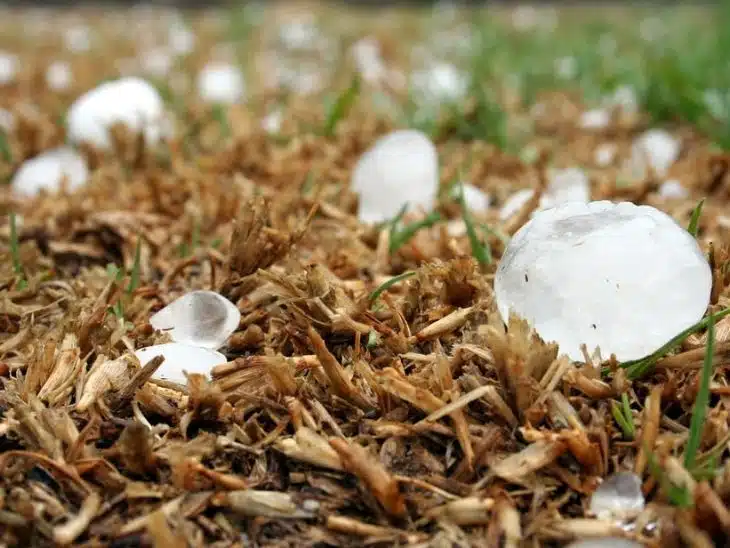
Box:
xmin=11 ymin=146 xmax=88 ymax=197
xmin=135 ymin=342 xmax=227 ymax=384
xmin=594 ymin=143 xmax=617 ymax=167
xmin=499 ymin=167 xmax=590 ymax=222
xmin=150 ymin=290 xmax=241 ymax=350
xmin=0 ymin=51 xmax=18 ymax=85
xmin=352 ymin=130 xmax=439 ymax=224
xmin=495 ymin=201 xmax=712 ymax=361
xmin=46 ymin=60 xmax=72 ymax=91
xmin=589 ymin=472 xmax=645 ymax=521
xmin=411 ymin=62 xmax=468 ymax=103
xmin=629 ymin=129 xmax=680 ymax=178
xmin=658 ymin=179 xmax=689 ymax=200
xmin=579 ymin=108 xmax=610 ymax=130
xmin=566 ymin=540 xmax=643 ymax=548
xmin=197 ymin=62 xmax=245 ymax=104
xmin=67 ymin=77 xmax=168 ymax=149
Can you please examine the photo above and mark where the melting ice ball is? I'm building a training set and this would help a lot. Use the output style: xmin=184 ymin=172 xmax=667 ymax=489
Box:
xmin=67 ymin=77 xmax=168 ymax=149
xmin=11 ymin=147 xmax=88 ymax=197
xmin=352 ymin=129 xmax=438 ymax=224
xmin=150 ymin=290 xmax=241 ymax=350
xmin=135 ymin=343 xmax=227 ymax=385
xmin=197 ymin=62 xmax=245 ymax=104
xmin=495 ymin=201 xmax=711 ymax=361
xmin=589 ymin=472 xmax=645 ymax=521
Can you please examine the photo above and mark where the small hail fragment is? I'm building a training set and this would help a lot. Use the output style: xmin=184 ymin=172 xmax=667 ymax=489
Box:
xmin=579 ymin=108 xmax=611 ymax=130
xmin=140 ymin=47 xmax=173 ymax=79
xmin=657 ymin=179 xmax=689 ymax=200
xmin=589 ymin=472 xmax=645 ymax=522
xmin=197 ymin=62 xmax=245 ymax=104
xmin=66 ymin=77 xmax=170 ymax=149
xmin=135 ymin=343 xmax=227 ymax=385
xmin=352 ymin=129 xmax=439 ymax=224
xmin=499 ymin=167 xmax=590 ymax=222
xmin=46 ymin=60 xmax=73 ymax=92
xmin=627 ymin=128 xmax=680 ymax=179
xmin=11 ymin=146 xmax=88 ymax=197
xmin=410 ymin=61 xmax=468 ymax=104
xmin=0 ymin=51 xmax=19 ymax=85
xmin=495 ymin=201 xmax=711 ymax=361
xmin=150 ymin=290 xmax=241 ymax=350
xmin=594 ymin=143 xmax=617 ymax=167
xmin=63 ymin=24 xmax=92 ymax=53
xmin=261 ymin=109 xmax=283 ymax=134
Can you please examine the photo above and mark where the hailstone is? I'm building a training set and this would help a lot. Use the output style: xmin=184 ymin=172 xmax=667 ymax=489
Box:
xmin=495 ymin=201 xmax=711 ymax=361
xmin=352 ymin=130 xmax=439 ymax=224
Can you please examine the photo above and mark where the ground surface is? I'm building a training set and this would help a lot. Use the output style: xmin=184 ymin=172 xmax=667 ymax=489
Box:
xmin=1 ymin=2 xmax=730 ymax=547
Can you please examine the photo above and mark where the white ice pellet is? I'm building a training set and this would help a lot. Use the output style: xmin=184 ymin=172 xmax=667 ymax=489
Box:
xmin=628 ymin=128 xmax=680 ymax=179
xmin=594 ymin=143 xmax=617 ymax=167
xmin=135 ymin=342 xmax=227 ymax=384
xmin=46 ymin=60 xmax=72 ymax=91
xmin=261 ymin=109 xmax=282 ymax=134
xmin=11 ymin=146 xmax=88 ymax=197
xmin=499 ymin=167 xmax=590 ymax=222
xmin=64 ymin=25 xmax=91 ymax=53
xmin=67 ymin=77 xmax=169 ymax=149
xmin=658 ymin=179 xmax=689 ymax=200
xmin=150 ymin=290 xmax=241 ymax=350
xmin=589 ymin=472 xmax=645 ymax=521
xmin=411 ymin=62 xmax=468 ymax=103
xmin=352 ymin=129 xmax=438 ymax=224
xmin=0 ymin=51 xmax=18 ymax=85
xmin=495 ymin=201 xmax=712 ymax=361
xmin=458 ymin=183 xmax=492 ymax=212
xmin=579 ymin=108 xmax=611 ymax=130
xmin=196 ymin=62 xmax=245 ymax=104
xmin=499 ymin=189 xmax=535 ymax=221
xmin=140 ymin=48 xmax=173 ymax=79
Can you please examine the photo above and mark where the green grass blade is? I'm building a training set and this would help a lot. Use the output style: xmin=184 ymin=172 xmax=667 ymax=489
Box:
xmin=685 ymin=310 xmax=715 ymax=471
xmin=369 ymin=271 xmax=415 ymax=304
xmin=611 ymin=400 xmax=634 ymax=440
xmin=687 ymin=199 xmax=705 ymax=237
xmin=389 ymin=211 xmax=442 ymax=254
xmin=323 ymin=75 xmax=360 ymax=137
xmin=622 ymin=307 xmax=730 ymax=379
xmin=458 ymin=182 xmax=492 ymax=265
xmin=127 ymin=237 xmax=142 ymax=296
xmin=9 ymin=212 xmax=22 ymax=277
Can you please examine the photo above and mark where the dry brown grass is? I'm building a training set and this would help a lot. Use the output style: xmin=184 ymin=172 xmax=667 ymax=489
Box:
xmin=0 ymin=4 xmax=730 ymax=548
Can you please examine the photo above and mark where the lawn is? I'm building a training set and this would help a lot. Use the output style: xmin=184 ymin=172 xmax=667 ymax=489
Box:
xmin=0 ymin=2 xmax=729 ymax=547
